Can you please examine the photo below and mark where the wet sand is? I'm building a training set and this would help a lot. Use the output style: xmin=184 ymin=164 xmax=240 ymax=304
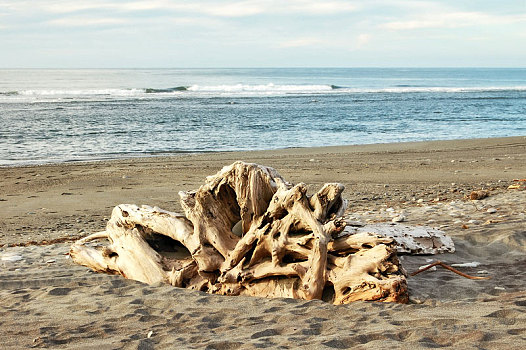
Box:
xmin=1 ymin=136 xmax=525 ymax=349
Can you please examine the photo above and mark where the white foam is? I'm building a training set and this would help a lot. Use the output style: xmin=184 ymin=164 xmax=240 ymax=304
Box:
xmin=371 ymin=86 xmax=526 ymax=93
xmin=18 ymin=88 xmax=144 ymax=96
xmin=186 ymin=83 xmax=335 ymax=93
xmin=2 ymin=85 xmax=526 ymax=101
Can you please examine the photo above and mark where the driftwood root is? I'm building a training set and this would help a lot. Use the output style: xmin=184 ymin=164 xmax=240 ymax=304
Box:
xmin=70 ymin=161 xmax=408 ymax=304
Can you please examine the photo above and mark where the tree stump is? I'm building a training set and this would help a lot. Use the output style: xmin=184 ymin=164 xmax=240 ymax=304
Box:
xmin=70 ymin=161 xmax=408 ymax=304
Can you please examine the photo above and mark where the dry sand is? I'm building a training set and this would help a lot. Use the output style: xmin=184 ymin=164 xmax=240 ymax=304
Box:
xmin=1 ymin=136 xmax=525 ymax=349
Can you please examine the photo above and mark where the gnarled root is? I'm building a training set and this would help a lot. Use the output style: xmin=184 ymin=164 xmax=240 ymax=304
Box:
xmin=70 ymin=161 xmax=408 ymax=304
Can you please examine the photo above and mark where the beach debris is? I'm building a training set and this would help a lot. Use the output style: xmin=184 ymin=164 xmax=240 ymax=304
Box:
xmin=508 ymin=179 xmax=526 ymax=190
xmin=418 ymin=264 xmax=436 ymax=271
xmin=483 ymin=219 xmax=500 ymax=225
xmin=470 ymin=190 xmax=489 ymax=200
xmin=451 ymin=261 xmax=480 ymax=268
xmin=391 ymin=214 xmax=406 ymax=223
xmin=410 ymin=261 xmax=490 ymax=280
xmin=343 ymin=223 xmax=455 ymax=255
xmin=70 ymin=161 xmax=408 ymax=304
xmin=1 ymin=254 xmax=23 ymax=262
xmin=408 ymin=296 xmax=424 ymax=304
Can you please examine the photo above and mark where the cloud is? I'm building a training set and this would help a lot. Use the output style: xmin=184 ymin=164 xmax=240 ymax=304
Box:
xmin=196 ymin=2 xmax=266 ymax=17
xmin=356 ymin=33 xmax=371 ymax=48
xmin=6 ymin=1 xmax=169 ymax=14
xmin=278 ymin=33 xmax=373 ymax=51
xmin=0 ymin=0 xmax=361 ymax=34
xmin=3 ymin=0 xmax=359 ymax=17
xmin=280 ymin=1 xmax=358 ymax=15
xmin=382 ymin=11 xmax=526 ymax=30
xmin=47 ymin=17 xmax=128 ymax=27
xmin=278 ymin=37 xmax=323 ymax=48
xmin=171 ymin=16 xmax=224 ymax=27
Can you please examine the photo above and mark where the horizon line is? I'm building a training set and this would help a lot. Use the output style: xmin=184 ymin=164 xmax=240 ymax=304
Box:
xmin=1 ymin=66 xmax=526 ymax=70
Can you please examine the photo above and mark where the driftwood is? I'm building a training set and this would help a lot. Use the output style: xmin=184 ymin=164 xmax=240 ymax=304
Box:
xmin=70 ymin=161 xmax=408 ymax=304
xmin=410 ymin=261 xmax=490 ymax=280
xmin=344 ymin=223 xmax=455 ymax=255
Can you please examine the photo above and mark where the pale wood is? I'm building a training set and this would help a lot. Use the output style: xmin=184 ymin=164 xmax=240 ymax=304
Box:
xmin=71 ymin=161 xmax=408 ymax=304
xmin=343 ymin=223 xmax=455 ymax=255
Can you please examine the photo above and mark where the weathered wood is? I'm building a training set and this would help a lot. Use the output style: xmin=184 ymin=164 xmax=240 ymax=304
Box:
xmin=71 ymin=161 xmax=408 ymax=304
xmin=343 ymin=223 xmax=455 ymax=254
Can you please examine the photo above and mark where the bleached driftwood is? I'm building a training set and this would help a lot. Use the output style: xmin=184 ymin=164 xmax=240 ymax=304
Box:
xmin=70 ymin=161 xmax=408 ymax=304
xmin=344 ymin=223 xmax=455 ymax=255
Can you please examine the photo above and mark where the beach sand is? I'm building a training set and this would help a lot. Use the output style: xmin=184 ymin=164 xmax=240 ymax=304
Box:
xmin=1 ymin=136 xmax=525 ymax=349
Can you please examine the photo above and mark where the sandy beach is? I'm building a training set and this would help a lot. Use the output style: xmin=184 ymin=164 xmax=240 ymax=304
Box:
xmin=1 ymin=136 xmax=525 ymax=349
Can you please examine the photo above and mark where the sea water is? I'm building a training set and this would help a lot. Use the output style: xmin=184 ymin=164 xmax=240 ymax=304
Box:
xmin=1 ymin=68 xmax=525 ymax=166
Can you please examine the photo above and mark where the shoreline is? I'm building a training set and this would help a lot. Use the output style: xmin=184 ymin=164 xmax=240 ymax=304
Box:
xmin=2 ymin=135 xmax=525 ymax=169
xmin=1 ymin=135 xmax=525 ymax=348
xmin=1 ymin=135 xmax=525 ymax=246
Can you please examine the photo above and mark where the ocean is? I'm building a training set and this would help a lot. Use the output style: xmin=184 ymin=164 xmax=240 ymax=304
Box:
xmin=1 ymin=68 xmax=525 ymax=166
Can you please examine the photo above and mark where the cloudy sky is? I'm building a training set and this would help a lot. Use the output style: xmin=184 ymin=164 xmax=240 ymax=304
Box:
xmin=1 ymin=0 xmax=525 ymax=68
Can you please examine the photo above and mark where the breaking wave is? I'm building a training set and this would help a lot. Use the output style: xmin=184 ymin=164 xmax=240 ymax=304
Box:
xmin=145 ymin=86 xmax=188 ymax=93
xmin=184 ymin=83 xmax=338 ymax=93
xmin=1 ymin=85 xmax=526 ymax=101
xmin=11 ymin=89 xmax=145 ymax=96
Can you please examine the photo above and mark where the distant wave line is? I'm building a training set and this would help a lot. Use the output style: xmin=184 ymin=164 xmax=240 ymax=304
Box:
xmin=2 ymin=88 xmax=145 ymax=96
xmin=2 ymin=85 xmax=526 ymax=99
xmin=184 ymin=83 xmax=339 ymax=92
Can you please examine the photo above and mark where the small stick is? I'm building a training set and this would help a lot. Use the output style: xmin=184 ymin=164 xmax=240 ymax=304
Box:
xmin=410 ymin=261 xmax=491 ymax=280
xmin=470 ymin=199 xmax=481 ymax=211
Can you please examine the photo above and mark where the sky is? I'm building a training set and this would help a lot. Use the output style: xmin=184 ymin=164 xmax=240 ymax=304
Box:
xmin=1 ymin=0 xmax=525 ymax=68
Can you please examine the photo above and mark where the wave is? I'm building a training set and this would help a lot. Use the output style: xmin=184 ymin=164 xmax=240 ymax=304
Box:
xmin=1 ymin=85 xmax=526 ymax=100
xmin=170 ymin=84 xmax=526 ymax=94
xmin=0 ymin=84 xmax=341 ymax=99
xmin=185 ymin=83 xmax=337 ymax=93
xmin=12 ymin=89 xmax=145 ymax=96
xmin=394 ymin=84 xmax=425 ymax=88
xmin=5 ymin=84 xmax=339 ymax=96
xmin=145 ymin=86 xmax=188 ymax=93
xmin=143 ymin=84 xmax=526 ymax=95
xmin=371 ymin=86 xmax=526 ymax=93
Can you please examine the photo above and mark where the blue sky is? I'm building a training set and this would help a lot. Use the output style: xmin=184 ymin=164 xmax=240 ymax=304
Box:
xmin=1 ymin=0 xmax=525 ymax=68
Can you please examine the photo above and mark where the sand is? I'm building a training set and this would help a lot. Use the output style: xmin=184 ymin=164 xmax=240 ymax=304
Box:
xmin=1 ymin=136 xmax=525 ymax=349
